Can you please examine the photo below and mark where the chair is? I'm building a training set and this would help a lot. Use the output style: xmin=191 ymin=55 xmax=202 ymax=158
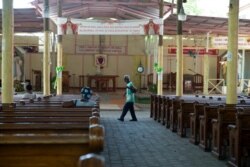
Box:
xmin=163 ymin=73 xmax=169 ymax=89
xmin=96 ymin=78 xmax=109 ymax=91
xmin=170 ymin=72 xmax=176 ymax=90
xmin=192 ymin=74 xmax=203 ymax=93
xmin=32 ymin=69 xmax=42 ymax=91
xmin=147 ymin=73 xmax=153 ymax=86
xmin=62 ymin=71 xmax=70 ymax=92
xmin=183 ymin=74 xmax=194 ymax=93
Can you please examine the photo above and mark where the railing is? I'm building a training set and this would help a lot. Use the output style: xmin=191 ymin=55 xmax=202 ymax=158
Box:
xmin=208 ymin=78 xmax=250 ymax=95
xmin=239 ymin=79 xmax=250 ymax=93
xmin=208 ymin=79 xmax=224 ymax=94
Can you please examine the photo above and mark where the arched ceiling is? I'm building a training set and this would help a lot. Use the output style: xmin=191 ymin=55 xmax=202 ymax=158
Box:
xmin=31 ymin=0 xmax=173 ymax=20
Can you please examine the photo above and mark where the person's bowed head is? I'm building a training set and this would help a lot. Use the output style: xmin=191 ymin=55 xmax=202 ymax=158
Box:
xmin=81 ymin=87 xmax=93 ymax=101
xmin=22 ymin=84 xmax=36 ymax=100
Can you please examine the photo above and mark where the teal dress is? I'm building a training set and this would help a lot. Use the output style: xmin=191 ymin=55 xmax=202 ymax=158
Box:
xmin=118 ymin=81 xmax=137 ymax=121
xmin=126 ymin=82 xmax=135 ymax=103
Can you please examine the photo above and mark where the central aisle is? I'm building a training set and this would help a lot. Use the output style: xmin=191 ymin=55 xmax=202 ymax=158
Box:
xmin=100 ymin=110 xmax=227 ymax=167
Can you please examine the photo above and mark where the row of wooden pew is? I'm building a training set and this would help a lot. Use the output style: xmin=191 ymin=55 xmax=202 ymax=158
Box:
xmin=0 ymin=94 xmax=105 ymax=167
xmin=150 ymin=94 xmax=250 ymax=167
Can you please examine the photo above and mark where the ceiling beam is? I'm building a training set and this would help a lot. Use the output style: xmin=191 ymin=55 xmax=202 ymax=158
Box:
xmin=239 ymin=3 xmax=250 ymax=11
xmin=117 ymin=6 xmax=158 ymax=19
xmin=32 ymin=0 xmax=161 ymax=6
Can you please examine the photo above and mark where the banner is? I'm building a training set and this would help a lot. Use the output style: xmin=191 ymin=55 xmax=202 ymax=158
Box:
xmin=167 ymin=46 xmax=219 ymax=55
xmin=76 ymin=45 xmax=126 ymax=54
xmin=211 ymin=36 xmax=250 ymax=49
xmin=57 ymin=18 xmax=163 ymax=35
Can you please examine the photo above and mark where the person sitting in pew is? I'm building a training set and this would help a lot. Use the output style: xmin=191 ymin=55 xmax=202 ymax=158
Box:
xmin=22 ymin=84 xmax=36 ymax=99
xmin=75 ymin=87 xmax=97 ymax=107
xmin=62 ymin=87 xmax=96 ymax=107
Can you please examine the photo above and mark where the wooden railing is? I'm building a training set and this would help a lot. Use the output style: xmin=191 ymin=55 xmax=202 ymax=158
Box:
xmin=208 ymin=79 xmax=224 ymax=94
xmin=208 ymin=78 xmax=250 ymax=95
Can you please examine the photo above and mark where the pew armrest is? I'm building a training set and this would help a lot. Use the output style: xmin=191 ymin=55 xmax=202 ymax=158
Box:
xmin=199 ymin=115 xmax=205 ymax=120
xmin=211 ymin=119 xmax=218 ymax=124
xmin=89 ymin=116 xmax=100 ymax=125
xmin=189 ymin=113 xmax=195 ymax=116
xmin=78 ymin=153 xmax=105 ymax=167
xmin=89 ymin=124 xmax=105 ymax=152
xmin=228 ymin=124 xmax=236 ymax=131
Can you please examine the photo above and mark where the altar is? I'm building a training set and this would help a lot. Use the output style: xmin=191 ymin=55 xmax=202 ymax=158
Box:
xmin=87 ymin=75 xmax=119 ymax=92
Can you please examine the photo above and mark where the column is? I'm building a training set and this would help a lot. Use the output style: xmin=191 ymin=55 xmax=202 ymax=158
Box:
xmin=56 ymin=0 xmax=63 ymax=95
xmin=203 ymin=32 xmax=210 ymax=95
xmin=176 ymin=0 xmax=183 ymax=97
xmin=157 ymin=0 xmax=164 ymax=95
xmin=226 ymin=0 xmax=239 ymax=104
xmin=43 ymin=0 xmax=51 ymax=95
xmin=1 ymin=0 xmax=14 ymax=104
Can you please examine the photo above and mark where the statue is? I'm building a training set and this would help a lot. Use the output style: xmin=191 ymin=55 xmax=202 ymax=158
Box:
xmin=221 ymin=61 xmax=227 ymax=85
xmin=220 ymin=52 xmax=243 ymax=86
xmin=14 ymin=53 xmax=24 ymax=81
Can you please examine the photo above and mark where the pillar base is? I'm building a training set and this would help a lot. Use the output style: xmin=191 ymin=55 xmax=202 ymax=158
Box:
xmin=2 ymin=103 xmax=16 ymax=110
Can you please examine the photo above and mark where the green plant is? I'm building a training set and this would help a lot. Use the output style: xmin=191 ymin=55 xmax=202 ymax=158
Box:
xmin=51 ymin=76 xmax=57 ymax=93
xmin=148 ymin=83 xmax=157 ymax=94
xmin=14 ymin=80 xmax=24 ymax=92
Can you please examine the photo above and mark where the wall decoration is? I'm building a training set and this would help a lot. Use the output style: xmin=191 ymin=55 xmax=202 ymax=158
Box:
xmin=57 ymin=17 xmax=163 ymax=35
xmin=95 ymin=54 xmax=107 ymax=74
xmin=95 ymin=54 xmax=107 ymax=67
xmin=61 ymin=18 xmax=78 ymax=35
xmin=144 ymin=19 xmax=160 ymax=35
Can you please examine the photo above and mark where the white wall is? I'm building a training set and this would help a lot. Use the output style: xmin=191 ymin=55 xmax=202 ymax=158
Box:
xmin=2 ymin=35 xmax=221 ymax=89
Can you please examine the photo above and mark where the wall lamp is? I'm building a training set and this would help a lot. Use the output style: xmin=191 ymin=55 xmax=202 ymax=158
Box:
xmin=178 ymin=5 xmax=187 ymax=21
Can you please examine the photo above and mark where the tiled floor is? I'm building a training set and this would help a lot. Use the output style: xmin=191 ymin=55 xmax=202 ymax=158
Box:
xmin=98 ymin=91 xmax=227 ymax=167
xmin=100 ymin=110 xmax=227 ymax=167
xmin=98 ymin=91 xmax=146 ymax=111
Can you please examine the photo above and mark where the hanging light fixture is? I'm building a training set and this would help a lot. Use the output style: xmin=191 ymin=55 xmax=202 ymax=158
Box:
xmin=178 ymin=5 xmax=187 ymax=21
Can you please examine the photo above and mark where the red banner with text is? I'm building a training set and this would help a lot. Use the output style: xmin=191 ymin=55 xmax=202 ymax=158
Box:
xmin=167 ymin=46 xmax=219 ymax=56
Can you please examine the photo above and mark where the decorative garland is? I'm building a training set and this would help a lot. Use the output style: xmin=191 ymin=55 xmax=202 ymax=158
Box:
xmin=188 ymin=50 xmax=196 ymax=58
xmin=153 ymin=63 xmax=163 ymax=73
xmin=54 ymin=66 xmax=64 ymax=89
xmin=56 ymin=66 xmax=64 ymax=76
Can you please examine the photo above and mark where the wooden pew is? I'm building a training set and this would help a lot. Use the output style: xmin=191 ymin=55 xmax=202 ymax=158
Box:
xmin=153 ymin=94 xmax=158 ymax=120
xmin=166 ymin=95 xmax=212 ymax=131
xmin=164 ymin=96 xmax=172 ymax=128
xmin=177 ymin=100 xmax=198 ymax=137
xmin=199 ymin=105 xmax=224 ymax=151
xmin=211 ymin=106 xmax=238 ymax=159
xmin=14 ymin=94 xmax=100 ymax=102
xmin=157 ymin=95 xmax=163 ymax=123
xmin=188 ymin=98 xmax=249 ymax=144
xmin=190 ymin=103 xmax=204 ymax=144
xmin=0 ymin=105 xmax=104 ymax=167
xmin=16 ymin=100 xmax=99 ymax=109
xmin=211 ymin=104 xmax=250 ymax=159
xmin=160 ymin=96 xmax=168 ymax=125
xmin=150 ymin=94 xmax=155 ymax=118
xmin=169 ymin=98 xmax=182 ymax=132
xmin=228 ymin=109 xmax=250 ymax=167
xmin=0 ymin=125 xmax=104 ymax=167
xmin=14 ymin=94 xmax=100 ymax=109
xmin=4 ymin=106 xmax=99 ymax=112
xmin=158 ymin=95 xmax=176 ymax=128
xmin=0 ymin=104 xmax=100 ymax=136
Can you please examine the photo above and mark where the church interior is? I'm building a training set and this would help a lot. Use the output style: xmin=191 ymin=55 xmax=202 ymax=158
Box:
xmin=0 ymin=0 xmax=250 ymax=167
